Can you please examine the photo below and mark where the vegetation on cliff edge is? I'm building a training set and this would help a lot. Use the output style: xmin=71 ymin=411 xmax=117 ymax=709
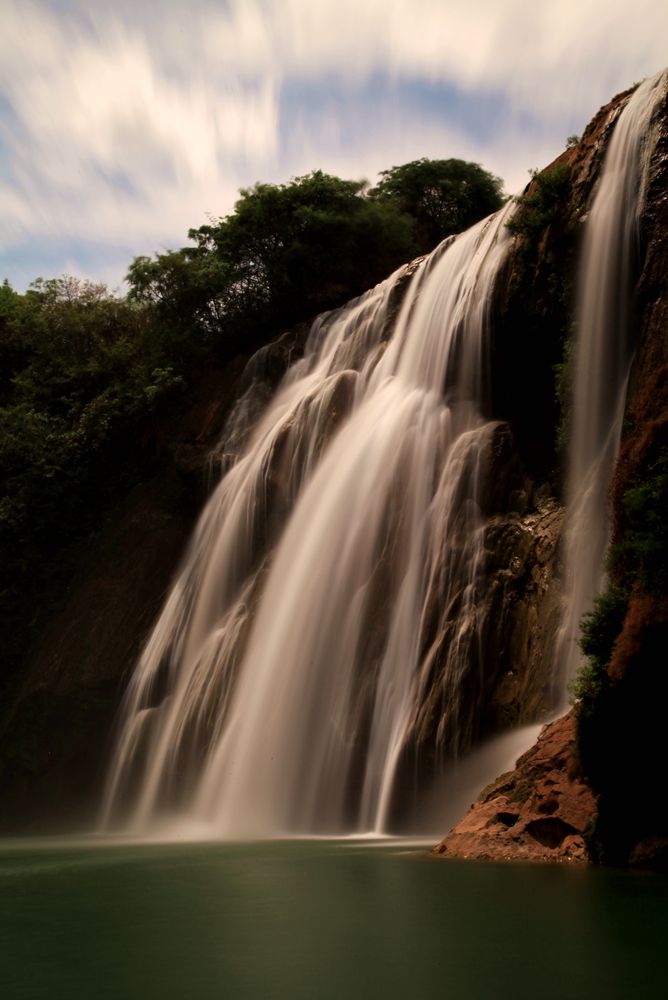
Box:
xmin=574 ymin=426 xmax=668 ymax=865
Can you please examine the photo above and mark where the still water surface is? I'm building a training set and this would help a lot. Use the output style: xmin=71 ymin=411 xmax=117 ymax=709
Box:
xmin=1 ymin=837 xmax=667 ymax=999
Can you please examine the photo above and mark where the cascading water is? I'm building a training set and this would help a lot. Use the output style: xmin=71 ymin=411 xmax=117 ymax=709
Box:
xmin=102 ymin=203 xmax=517 ymax=837
xmin=102 ymin=70 xmax=666 ymax=840
xmin=555 ymin=69 xmax=667 ymax=696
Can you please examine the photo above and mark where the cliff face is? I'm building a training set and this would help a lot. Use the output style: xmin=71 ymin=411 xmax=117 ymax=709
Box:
xmin=572 ymin=80 xmax=668 ymax=868
xmin=438 ymin=78 xmax=668 ymax=867
xmin=408 ymin=471 xmax=563 ymax=762
xmin=411 ymin=84 xmax=648 ymax=779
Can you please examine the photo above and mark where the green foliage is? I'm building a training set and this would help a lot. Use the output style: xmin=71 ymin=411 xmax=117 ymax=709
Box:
xmin=506 ymin=164 xmax=573 ymax=244
xmin=572 ymin=436 xmax=668 ymax=705
xmin=610 ymin=443 xmax=668 ymax=591
xmin=571 ymin=584 xmax=629 ymax=710
xmin=126 ymin=162 xmax=505 ymax=352
xmin=0 ymin=276 xmax=190 ymax=684
xmin=369 ymin=158 xmax=505 ymax=254
xmin=129 ymin=170 xmax=417 ymax=351
xmin=571 ymin=581 xmax=629 ymax=864
xmin=219 ymin=170 xmax=416 ymax=323
xmin=570 ymin=437 xmax=668 ymax=713
xmin=580 ymin=584 xmax=629 ymax=664
xmin=572 ymin=436 xmax=668 ymax=863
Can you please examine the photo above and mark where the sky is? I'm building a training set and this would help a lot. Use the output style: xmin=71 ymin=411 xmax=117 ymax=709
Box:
xmin=1 ymin=0 xmax=667 ymax=292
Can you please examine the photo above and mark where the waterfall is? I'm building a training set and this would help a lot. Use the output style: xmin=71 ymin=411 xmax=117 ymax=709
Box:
xmin=102 ymin=203 xmax=517 ymax=837
xmin=102 ymin=71 xmax=666 ymax=840
xmin=555 ymin=70 xmax=667 ymax=696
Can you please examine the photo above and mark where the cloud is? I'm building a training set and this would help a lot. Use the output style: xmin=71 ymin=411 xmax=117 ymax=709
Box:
xmin=1 ymin=0 xmax=666 ymax=287
xmin=1 ymin=1 xmax=278 ymax=250
xmin=201 ymin=0 xmax=666 ymax=119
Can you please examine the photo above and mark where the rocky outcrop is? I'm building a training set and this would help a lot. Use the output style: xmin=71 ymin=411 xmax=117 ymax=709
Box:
xmin=410 ymin=488 xmax=563 ymax=764
xmin=481 ymin=495 xmax=564 ymax=728
xmin=434 ymin=711 xmax=596 ymax=862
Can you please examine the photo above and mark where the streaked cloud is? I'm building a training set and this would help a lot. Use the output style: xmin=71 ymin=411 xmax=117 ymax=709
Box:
xmin=1 ymin=0 xmax=666 ymax=288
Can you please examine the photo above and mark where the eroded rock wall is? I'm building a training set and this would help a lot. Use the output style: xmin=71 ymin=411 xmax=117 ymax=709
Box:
xmin=434 ymin=711 xmax=595 ymax=863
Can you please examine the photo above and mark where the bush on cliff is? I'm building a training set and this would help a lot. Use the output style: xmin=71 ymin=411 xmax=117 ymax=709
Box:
xmin=575 ymin=432 xmax=668 ymax=864
xmin=0 ymin=276 xmax=188 ymax=689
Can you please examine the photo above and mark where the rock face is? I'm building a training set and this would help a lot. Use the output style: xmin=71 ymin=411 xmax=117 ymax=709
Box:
xmin=402 ymin=87 xmax=640 ymax=777
xmin=481 ymin=496 xmax=564 ymax=728
xmin=410 ymin=489 xmax=563 ymax=759
xmin=433 ymin=712 xmax=596 ymax=863
xmin=562 ymin=79 xmax=668 ymax=867
xmin=434 ymin=80 xmax=668 ymax=867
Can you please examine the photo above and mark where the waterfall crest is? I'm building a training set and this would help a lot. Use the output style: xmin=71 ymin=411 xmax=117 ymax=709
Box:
xmin=102 ymin=205 xmax=516 ymax=836
xmin=555 ymin=70 xmax=667 ymax=695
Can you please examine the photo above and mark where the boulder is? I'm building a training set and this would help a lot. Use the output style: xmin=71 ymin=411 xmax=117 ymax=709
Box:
xmin=433 ymin=711 xmax=596 ymax=863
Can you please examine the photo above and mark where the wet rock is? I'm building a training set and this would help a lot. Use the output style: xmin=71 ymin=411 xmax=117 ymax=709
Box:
xmin=628 ymin=836 xmax=668 ymax=870
xmin=411 ymin=489 xmax=563 ymax=764
xmin=433 ymin=711 xmax=596 ymax=863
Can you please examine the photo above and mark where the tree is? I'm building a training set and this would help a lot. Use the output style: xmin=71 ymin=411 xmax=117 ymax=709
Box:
xmin=0 ymin=275 xmax=189 ymax=687
xmin=194 ymin=170 xmax=416 ymax=324
xmin=370 ymin=158 xmax=505 ymax=253
xmin=128 ymin=170 xmax=416 ymax=348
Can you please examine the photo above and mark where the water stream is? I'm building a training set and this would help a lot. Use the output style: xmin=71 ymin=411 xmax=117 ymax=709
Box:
xmin=554 ymin=70 xmax=667 ymax=694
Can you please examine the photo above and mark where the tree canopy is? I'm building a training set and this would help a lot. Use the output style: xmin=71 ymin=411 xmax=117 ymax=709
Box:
xmin=128 ymin=169 xmax=417 ymax=347
xmin=370 ymin=158 xmax=505 ymax=254
xmin=127 ymin=161 xmax=505 ymax=349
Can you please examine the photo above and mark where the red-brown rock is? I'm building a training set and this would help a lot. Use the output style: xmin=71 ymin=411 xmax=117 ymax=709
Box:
xmin=433 ymin=711 xmax=596 ymax=863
